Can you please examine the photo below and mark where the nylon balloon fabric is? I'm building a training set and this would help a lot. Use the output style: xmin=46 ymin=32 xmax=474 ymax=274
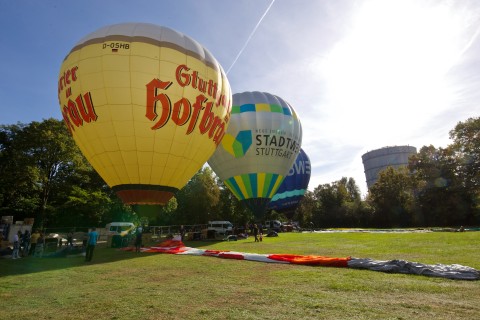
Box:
xmin=208 ymin=91 xmax=302 ymax=219
xmin=123 ymin=239 xmax=479 ymax=280
xmin=58 ymin=23 xmax=232 ymax=205
xmin=268 ymin=148 xmax=311 ymax=217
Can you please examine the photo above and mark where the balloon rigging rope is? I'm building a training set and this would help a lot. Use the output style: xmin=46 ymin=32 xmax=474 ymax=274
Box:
xmin=225 ymin=0 xmax=276 ymax=75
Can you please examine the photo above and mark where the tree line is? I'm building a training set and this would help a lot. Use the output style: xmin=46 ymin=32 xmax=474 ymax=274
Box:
xmin=1 ymin=117 xmax=478 ymax=230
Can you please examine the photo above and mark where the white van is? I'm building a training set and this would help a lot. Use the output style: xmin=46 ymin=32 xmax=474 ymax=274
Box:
xmin=207 ymin=221 xmax=233 ymax=235
xmin=264 ymin=220 xmax=282 ymax=232
xmin=105 ymin=222 xmax=135 ymax=236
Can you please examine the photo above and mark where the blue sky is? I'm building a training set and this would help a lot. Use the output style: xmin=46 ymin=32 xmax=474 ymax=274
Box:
xmin=1 ymin=0 xmax=480 ymax=196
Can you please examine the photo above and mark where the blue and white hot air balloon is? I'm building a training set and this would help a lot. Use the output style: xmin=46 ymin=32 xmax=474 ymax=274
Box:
xmin=268 ymin=148 xmax=311 ymax=218
xmin=208 ymin=91 xmax=302 ymax=219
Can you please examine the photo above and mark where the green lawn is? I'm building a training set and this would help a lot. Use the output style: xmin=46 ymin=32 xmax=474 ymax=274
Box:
xmin=1 ymin=231 xmax=479 ymax=320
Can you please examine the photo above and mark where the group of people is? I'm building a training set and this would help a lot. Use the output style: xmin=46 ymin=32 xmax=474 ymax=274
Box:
xmin=7 ymin=228 xmax=100 ymax=261
xmin=11 ymin=229 xmax=46 ymax=259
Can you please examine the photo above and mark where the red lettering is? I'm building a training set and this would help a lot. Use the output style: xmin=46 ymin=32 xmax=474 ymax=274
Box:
xmin=61 ymin=91 xmax=97 ymax=132
xmin=212 ymin=122 xmax=225 ymax=146
xmin=172 ymin=98 xmax=191 ymax=126
xmin=62 ymin=106 xmax=75 ymax=133
xmin=174 ymin=64 xmax=225 ymax=108
xmin=207 ymin=80 xmax=217 ymax=97
xmin=199 ymin=101 xmax=214 ymax=134
xmin=186 ymin=95 xmax=204 ymax=135
xmin=192 ymin=71 xmax=198 ymax=89
xmin=67 ymin=99 xmax=83 ymax=127
xmin=71 ymin=66 xmax=78 ymax=82
xmin=75 ymin=92 xmax=97 ymax=123
xmin=198 ymin=78 xmax=207 ymax=93
xmin=58 ymin=66 xmax=79 ymax=96
xmin=58 ymin=75 xmax=65 ymax=96
xmin=65 ymin=69 xmax=71 ymax=85
xmin=209 ymin=117 xmax=222 ymax=139
xmin=216 ymin=94 xmax=225 ymax=107
xmin=175 ymin=65 xmax=190 ymax=87
xmin=145 ymin=79 xmax=173 ymax=129
xmin=146 ymin=72 xmax=229 ymax=147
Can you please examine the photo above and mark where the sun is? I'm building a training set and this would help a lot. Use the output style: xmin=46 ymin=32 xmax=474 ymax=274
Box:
xmin=320 ymin=0 xmax=473 ymax=144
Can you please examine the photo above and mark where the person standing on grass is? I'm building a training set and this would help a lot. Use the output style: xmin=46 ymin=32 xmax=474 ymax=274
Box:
xmin=180 ymin=225 xmax=185 ymax=241
xmin=29 ymin=229 xmax=40 ymax=255
xmin=253 ymin=224 xmax=259 ymax=242
xmin=135 ymin=225 xmax=143 ymax=253
xmin=12 ymin=231 xmax=21 ymax=259
xmin=67 ymin=230 xmax=74 ymax=247
xmin=85 ymin=227 xmax=99 ymax=262
xmin=34 ymin=233 xmax=45 ymax=257
xmin=22 ymin=230 xmax=30 ymax=256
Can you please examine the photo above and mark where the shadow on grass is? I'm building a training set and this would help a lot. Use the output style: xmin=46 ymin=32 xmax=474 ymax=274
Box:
xmin=0 ymin=244 xmax=158 ymax=277
xmin=0 ymin=238 xmax=276 ymax=277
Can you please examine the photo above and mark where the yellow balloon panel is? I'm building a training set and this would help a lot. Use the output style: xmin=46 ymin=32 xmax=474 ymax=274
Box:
xmin=59 ymin=23 xmax=231 ymax=205
xmin=161 ymin=47 xmax=188 ymax=66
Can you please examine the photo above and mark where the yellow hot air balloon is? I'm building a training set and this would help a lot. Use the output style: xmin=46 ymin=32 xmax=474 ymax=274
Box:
xmin=58 ymin=23 xmax=232 ymax=205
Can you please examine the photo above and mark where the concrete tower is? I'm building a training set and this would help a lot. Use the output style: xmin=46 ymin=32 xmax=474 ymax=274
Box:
xmin=362 ymin=146 xmax=417 ymax=189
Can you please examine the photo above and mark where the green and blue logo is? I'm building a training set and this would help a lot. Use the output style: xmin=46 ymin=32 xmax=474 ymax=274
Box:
xmin=221 ymin=130 xmax=252 ymax=158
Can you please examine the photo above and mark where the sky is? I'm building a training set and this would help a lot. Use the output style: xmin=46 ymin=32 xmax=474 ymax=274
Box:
xmin=1 ymin=0 xmax=480 ymax=196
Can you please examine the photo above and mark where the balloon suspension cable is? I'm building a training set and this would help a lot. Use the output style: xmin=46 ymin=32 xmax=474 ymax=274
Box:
xmin=226 ymin=0 xmax=276 ymax=75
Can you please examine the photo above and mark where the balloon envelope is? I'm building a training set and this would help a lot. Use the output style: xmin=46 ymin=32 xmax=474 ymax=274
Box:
xmin=58 ymin=23 xmax=231 ymax=205
xmin=268 ymin=148 xmax=311 ymax=217
xmin=208 ymin=91 xmax=302 ymax=218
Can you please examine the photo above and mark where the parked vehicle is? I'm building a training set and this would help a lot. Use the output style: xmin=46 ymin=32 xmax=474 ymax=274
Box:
xmin=264 ymin=220 xmax=282 ymax=232
xmin=281 ymin=221 xmax=300 ymax=232
xmin=207 ymin=221 xmax=233 ymax=235
xmin=105 ymin=222 xmax=136 ymax=236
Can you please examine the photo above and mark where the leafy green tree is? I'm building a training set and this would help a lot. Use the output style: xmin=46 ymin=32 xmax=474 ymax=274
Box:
xmin=449 ymin=117 xmax=480 ymax=224
xmin=214 ymin=179 xmax=252 ymax=225
xmin=0 ymin=123 xmax=40 ymax=217
xmin=175 ymin=166 xmax=220 ymax=225
xmin=0 ymin=119 xmax=84 ymax=226
xmin=0 ymin=119 xmax=125 ymax=229
xmin=293 ymin=190 xmax=316 ymax=227
xmin=312 ymin=177 xmax=363 ymax=227
xmin=131 ymin=197 xmax=178 ymax=226
xmin=367 ymin=167 xmax=415 ymax=227
xmin=2 ymin=116 xmax=476 ymax=230
xmin=101 ymin=199 xmax=137 ymax=225
xmin=21 ymin=119 xmax=86 ymax=227
xmin=409 ymin=145 xmax=469 ymax=226
xmin=345 ymin=177 xmax=361 ymax=202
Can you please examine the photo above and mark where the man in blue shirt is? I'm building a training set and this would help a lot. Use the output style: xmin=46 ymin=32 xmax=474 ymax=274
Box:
xmin=85 ymin=227 xmax=99 ymax=262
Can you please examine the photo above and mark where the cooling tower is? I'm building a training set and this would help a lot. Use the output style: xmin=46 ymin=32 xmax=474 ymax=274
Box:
xmin=362 ymin=146 xmax=417 ymax=189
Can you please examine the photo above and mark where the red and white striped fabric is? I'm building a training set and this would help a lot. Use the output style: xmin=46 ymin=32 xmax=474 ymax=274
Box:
xmin=129 ymin=239 xmax=350 ymax=267
xmin=122 ymin=239 xmax=479 ymax=280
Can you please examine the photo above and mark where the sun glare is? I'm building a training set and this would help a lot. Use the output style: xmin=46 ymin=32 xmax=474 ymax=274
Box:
xmin=321 ymin=0 xmax=471 ymax=144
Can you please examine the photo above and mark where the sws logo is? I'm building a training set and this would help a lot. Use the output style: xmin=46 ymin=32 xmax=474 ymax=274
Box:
xmin=221 ymin=130 xmax=252 ymax=158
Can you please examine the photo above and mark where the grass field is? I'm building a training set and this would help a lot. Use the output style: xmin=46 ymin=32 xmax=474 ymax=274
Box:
xmin=1 ymin=231 xmax=479 ymax=320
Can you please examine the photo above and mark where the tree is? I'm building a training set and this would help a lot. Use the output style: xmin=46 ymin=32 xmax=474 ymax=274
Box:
xmin=0 ymin=119 xmax=84 ymax=226
xmin=214 ymin=179 xmax=252 ymax=225
xmin=131 ymin=198 xmax=178 ymax=226
xmin=293 ymin=190 xmax=316 ymax=227
xmin=367 ymin=167 xmax=415 ymax=227
xmin=175 ymin=166 xmax=221 ymax=225
xmin=449 ymin=117 xmax=480 ymax=224
xmin=0 ymin=119 xmax=122 ymax=229
xmin=409 ymin=145 xmax=469 ymax=226
xmin=312 ymin=177 xmax=363 ymax=227
xmin=0 ymin=123 xmax=40 ymax=216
